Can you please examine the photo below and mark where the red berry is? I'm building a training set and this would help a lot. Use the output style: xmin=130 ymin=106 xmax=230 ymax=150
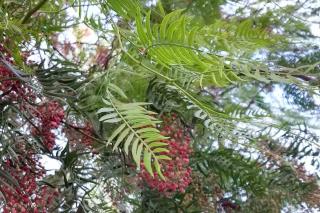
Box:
xmin=139 ymin=113 xmax=192 ymax=196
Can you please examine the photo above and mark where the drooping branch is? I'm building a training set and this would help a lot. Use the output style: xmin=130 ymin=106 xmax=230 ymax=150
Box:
xmin=0 ymin=54 xmax=30 ymax=82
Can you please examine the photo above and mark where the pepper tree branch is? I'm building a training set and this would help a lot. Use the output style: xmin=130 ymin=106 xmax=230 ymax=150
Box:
xmin=21 ymin=0 xmax=49 ymax=24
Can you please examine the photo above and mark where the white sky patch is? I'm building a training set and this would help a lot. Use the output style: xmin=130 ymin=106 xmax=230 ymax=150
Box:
xmin=40 ymin=155 xmax=62 ymax=175
xmin=310 ymin=23 xmax=320 ymax=37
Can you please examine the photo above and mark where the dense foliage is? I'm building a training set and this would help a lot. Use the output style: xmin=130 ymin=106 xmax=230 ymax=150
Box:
xmin=0 ymin=0 xmax=319 ymax=212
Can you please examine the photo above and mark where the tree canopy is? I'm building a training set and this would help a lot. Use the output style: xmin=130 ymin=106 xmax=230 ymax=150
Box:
xmin=0 ymin=0 xmax=319 ymax=212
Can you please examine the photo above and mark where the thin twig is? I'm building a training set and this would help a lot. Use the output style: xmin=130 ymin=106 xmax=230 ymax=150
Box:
xmin=21 ymin=0 xmax=49 ymax=24
xmin=63 ymin=121 xmax=105 ymax=145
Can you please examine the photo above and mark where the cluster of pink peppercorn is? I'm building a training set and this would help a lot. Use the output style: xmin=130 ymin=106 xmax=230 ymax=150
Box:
xmin=0 ymin=148 xmax=59 ymax=213
xmin=139 ymin=113 xmax=192 ymax=196
xmin=0 ymin=44 xmax=60 ymax=211
xmin=32 ymin=101 xmax=65 ymax=151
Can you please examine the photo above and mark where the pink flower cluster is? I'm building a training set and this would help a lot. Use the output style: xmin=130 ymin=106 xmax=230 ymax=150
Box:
xmin=139 ymin=113 xmax=192 ymax=196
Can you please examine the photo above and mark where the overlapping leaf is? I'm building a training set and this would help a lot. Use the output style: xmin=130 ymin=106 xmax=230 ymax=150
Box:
xmin=133 ymin=10 xmax=243 ymax=87
xmin=106 ymin=0 xmax=140 ymax=20
xmin=97 ymin=96 xmax=170 ymax=178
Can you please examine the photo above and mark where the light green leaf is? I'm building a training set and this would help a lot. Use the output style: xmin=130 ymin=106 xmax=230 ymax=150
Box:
xmin=149 ymin=142 xmax=168 ymax=148
xmin=113 ymin=128 xmax=130 ymax=151
xmin=159 ymin=10 xmax=182 ymax=40
xmin=153 ymin=148 xmax=169 ymax=153
xmin=136 ymin=11 xmax=149 ymax=45
xmin=102 ymin=99 xmax=111 ymax=105
xmin=136 ymin=128 xmax=160 ymax=134
xmin=97 ymin=108 xmax=115 ymax=114
xmin=124 ymin=132 xmax=135 ymax=155
xmin=154 ymin=159 xmax=165 ymax=180
xmin=109 ymin=83 xmax=128 ymax=99
xmin=156 ymin=155 xmax=172 ymax=160
xmin=98 ymin=97 xmax=171 ymax=177
xmin=107 ymin=123 xmax=126 ymax=145
xmin=118 ymin=102 xmax=150 ymax=109
xmin=146 ymin=10 xmax=153 ymax=41
xmin=99 ymin=113 xmax=118 ymax=121
xmin=143 ymin=149 xmax=153 ymax=177
xmin=103 ymin=118 xmax=122 ymax=123
xmin=135 ymin=143 xmax=143 ymax=169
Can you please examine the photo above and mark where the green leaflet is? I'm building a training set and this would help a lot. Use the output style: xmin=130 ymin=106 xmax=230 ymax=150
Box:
xmin=102 ymin=118 xmax=122 ymax=123
xmin=113 ymin=128 xmax=130 ymax=151
xmin=130 ymin=9 xmax=288 ymax=89
xmin=136 ymin=10 xmax=149 ymax=45
xmin=135 ymin=143 xmax=143 ymax=170
xmin=107 ymin=0 xmax=140 ymax=19
xmin=97 ymin=92 xmax=170 ymax=178
xmin=108 ymin=83 xmax=128 ymax=99
xmin=124 ymin=133 xmax=135 ymax=155
xmin=133 ymin=9 xmax=237 ymax=87
xmin=136 ymin=128 xmax=160 ymax=134
xmin=154 ymin=159 xmax=165 ymax=180
xmin=107 ymin=123 xmax=126 ymax=146
xmin=153 ymin=148 xmax=169 ymax=153
xmin=149 ymin=142 xmax=168 ymax=148
xmin=145 ymin=10 xmax=153 ymax=41
xmin=143 ymin=149 xmax=153 ymax=177
xmin=156 ymin=155 xmax=171 ymax=160
xmin=131 ymin=138 xmax=140 ymax=165
xmin=159 ymin=10 xmax=183 ymax=40
xmin=98 ymin=113 xmax=118 ymax=121
xmin=97 ymin=107 xmax=115 ymax=113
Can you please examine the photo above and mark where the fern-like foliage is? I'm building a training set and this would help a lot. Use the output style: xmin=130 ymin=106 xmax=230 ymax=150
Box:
xmin=97 ymin=95 xmax=170 ymax=178
xmin=207 ymin=19 xmax=274 ymax=53
xmin=105 ymin=0 xmax=140 ymax=20
xmin=284 ymin=84 xmax=317 ymax=111
xmin=130 ymin=8 xmax=319 ymax=89
xmin=134 ymin=9 xmax=242 ymax=87
xmin=105 ymin=3 xmax=320 ymax=147
xmin=36 ymin=63 xmax=82 ymax=98
xmin=106 ymin=0 xmax=320 ymax=89
xmin=194 ymin=148 xmax=266 ymax=195
xmin=147 ymin=78 xmax=232 ymax=145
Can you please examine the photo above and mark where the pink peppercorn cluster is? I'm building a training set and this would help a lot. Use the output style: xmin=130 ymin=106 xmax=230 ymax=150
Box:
xmin=139 ymin=113 xmax=192 ymax=196
xmin=0 ymin=45 xmax=35 ymax=103
xmin=0 ymin=148 xmax=59 ymax=213
xmin=0 ymin=44 xmax=60 ymax=211
xmin=32 ymin=101 xmax=64 ymax=151
xmin=1 ymin=44 xmax=64 ymax=151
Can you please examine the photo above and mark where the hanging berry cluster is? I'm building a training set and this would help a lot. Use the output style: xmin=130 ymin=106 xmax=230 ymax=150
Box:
xmin=0 ymin=44 xmax=34 ymax=103
xmin=0 ymin=44 xmax=62 ymax=211
xmin=139 ymin=113 xmax=192 ymax=196
xmin=32 ymin=101 xmax=65 ymax=151
xmin=0 ymin=145 xmax=59 ymax=213
xmin=1 ymin=44 xmax=65 ymax=151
